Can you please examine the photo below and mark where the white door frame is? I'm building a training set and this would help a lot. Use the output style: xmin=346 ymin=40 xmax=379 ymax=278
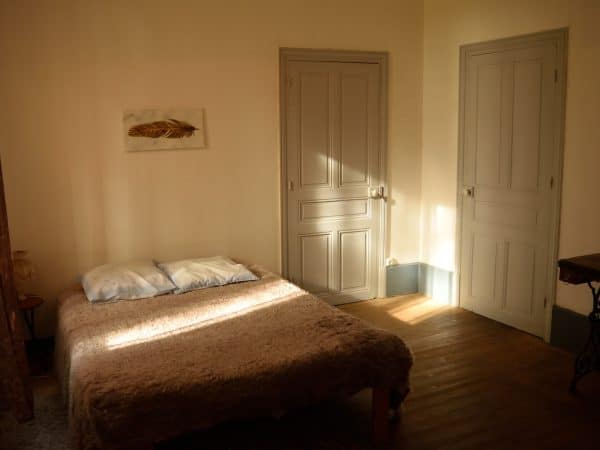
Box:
xmin=455 ymin=29 xmax=568 ymax=342
xmin=279 ymin=48 xmax=389 ymax=298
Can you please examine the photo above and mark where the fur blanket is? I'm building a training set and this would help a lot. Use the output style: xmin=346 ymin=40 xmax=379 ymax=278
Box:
xmin=54 ymin=267 xmax=412 ymax=449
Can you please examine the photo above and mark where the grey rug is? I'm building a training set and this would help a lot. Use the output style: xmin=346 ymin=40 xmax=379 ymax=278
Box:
xmin=0 ymin=377 xmax=69 ymax=450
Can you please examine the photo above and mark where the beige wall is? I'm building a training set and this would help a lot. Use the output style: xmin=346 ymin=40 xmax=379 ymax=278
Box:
xmin=0 ymin=0 xmax=424 ymax=335
xmin=422 ymin=0 xmax=600 ymax=314
xmin=5 ymin=0 xmax=596 ymax=335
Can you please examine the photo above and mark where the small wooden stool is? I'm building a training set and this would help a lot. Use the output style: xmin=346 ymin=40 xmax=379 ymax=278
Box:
xmin=18 ymin=295 xmax=44 ymax=340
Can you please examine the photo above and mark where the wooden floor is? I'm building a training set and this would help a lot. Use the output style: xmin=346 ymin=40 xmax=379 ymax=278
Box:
xmin=4 ymin=295 xmax=600 ymax=450
xmin=341 ymin=295 xmax=600 ymax=450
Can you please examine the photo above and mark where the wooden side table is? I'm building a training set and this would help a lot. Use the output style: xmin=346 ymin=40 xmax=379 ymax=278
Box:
xmin=18 ymin=295 xmax=44 ymax=341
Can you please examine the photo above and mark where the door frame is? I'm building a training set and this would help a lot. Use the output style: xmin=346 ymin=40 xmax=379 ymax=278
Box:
xmin=279 ymin=48 xmax=389 ymax=298
xmin=455 ymin=28 xmax=568 ymax=341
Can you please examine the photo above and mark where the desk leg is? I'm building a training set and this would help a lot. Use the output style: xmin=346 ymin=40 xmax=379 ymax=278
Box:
xmin=570 ymin=283 xmax=600 ymax=393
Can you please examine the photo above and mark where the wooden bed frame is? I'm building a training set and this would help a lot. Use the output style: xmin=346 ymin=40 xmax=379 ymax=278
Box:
xmin=133 ymin=386 xmax=409 ymax=448
xmin=372 ymin=386 xmax=410 ymax=444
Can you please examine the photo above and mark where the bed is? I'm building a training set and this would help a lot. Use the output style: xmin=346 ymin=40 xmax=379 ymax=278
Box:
xmin=55 ymin=266 xmax=413 ymax=449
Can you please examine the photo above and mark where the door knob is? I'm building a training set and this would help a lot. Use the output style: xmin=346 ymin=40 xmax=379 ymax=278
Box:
xmin=369 ymin=186 xmax=385 ymax=199
xmin=463 ymin=186 xmax=475 ymax=198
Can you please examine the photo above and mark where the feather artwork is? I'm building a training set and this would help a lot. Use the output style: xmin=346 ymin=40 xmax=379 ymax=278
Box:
xmin=123 ymin=109 xmax=206 ymax=151
xmin=128 ymin=119 xmax=198 ymax=139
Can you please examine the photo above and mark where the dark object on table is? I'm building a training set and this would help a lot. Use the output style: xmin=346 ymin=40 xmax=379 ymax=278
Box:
xmin=18 ymin=295 xmax=43 ymax=341
xmin=558 ymin=253 xmax=600 ymax=392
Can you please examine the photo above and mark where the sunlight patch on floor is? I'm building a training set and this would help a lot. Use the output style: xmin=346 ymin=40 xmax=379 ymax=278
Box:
xmin=340 ymin=294 xmax=451 ymax=325
xmin=386 ymin=295 xmax=450 ymax=324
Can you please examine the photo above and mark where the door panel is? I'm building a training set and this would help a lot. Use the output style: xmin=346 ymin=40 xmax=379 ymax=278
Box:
xmin=285 ymin=59 xmax=382 ymax=305
xmin=340 ymin=73 xmax=370 ymax=186
xmin=512 ymin=60 xmax=542 ymax=191
xmin=460 ymin=41 xmax=559 ymax=336
xmin=299 ymin=72 xmax=331 ymax=188
xmin=299 ymin=233 xmax=331 ymax=294
xmin=340 ymin=230 xmax=369 ymax=291
xmin=474 ymin=201 xmax=538 ymax=228
xmin=300 ymin=198 xmax=369 ymax=222
xmin=470 ymin=234 xmax=498 ymax=302
xmin=474 ymin=63 xmax=503 ymax=187
xmin=504 ymin=241 xmax=536 ymax=315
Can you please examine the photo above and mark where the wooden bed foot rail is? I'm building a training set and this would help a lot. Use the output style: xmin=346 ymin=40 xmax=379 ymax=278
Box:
xmin=372 ymin=386 xmax=409 ymax=444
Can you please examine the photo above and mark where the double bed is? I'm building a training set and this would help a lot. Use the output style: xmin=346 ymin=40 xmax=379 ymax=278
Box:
xmin=55 ymin=266 xmax=413 ymax=449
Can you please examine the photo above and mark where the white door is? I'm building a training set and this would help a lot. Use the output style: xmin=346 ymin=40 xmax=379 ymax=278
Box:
xmin=459 ymin=36 xmax=563 ymax=336
xmin=283 ymin=59 xmax=384 ymax=305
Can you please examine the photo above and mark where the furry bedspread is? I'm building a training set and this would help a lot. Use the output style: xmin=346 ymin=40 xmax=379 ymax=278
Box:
xmin=54 ymin=268 xmax=412 ymax=450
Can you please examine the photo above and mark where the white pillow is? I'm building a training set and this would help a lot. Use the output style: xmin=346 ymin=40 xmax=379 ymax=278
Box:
xmin=82 ymin=260 xmax=176 ymax=303
xmin=158 ymin=256 xmax=258 ymax=294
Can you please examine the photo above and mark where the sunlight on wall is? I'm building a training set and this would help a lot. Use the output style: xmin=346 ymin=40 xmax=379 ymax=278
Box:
xmin=388 ymin=185 xmax=422 ymax=265
xmin=426 ymin=204 xmax=456 ymax=272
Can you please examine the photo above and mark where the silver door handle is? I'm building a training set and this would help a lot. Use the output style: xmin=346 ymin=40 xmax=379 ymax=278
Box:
xmin=463 ymin=186 xmax=475 ymax=197
xmin=369 ymin=186 xmax=385 ymax=199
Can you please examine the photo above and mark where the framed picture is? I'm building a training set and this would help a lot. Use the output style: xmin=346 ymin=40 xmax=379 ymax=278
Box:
xmin=123 ymin=109 xmax=206 ymax=152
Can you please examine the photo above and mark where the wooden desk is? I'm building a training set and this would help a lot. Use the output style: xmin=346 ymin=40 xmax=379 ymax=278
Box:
xmin=558 ymin=253 xmax=600 ymax=392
